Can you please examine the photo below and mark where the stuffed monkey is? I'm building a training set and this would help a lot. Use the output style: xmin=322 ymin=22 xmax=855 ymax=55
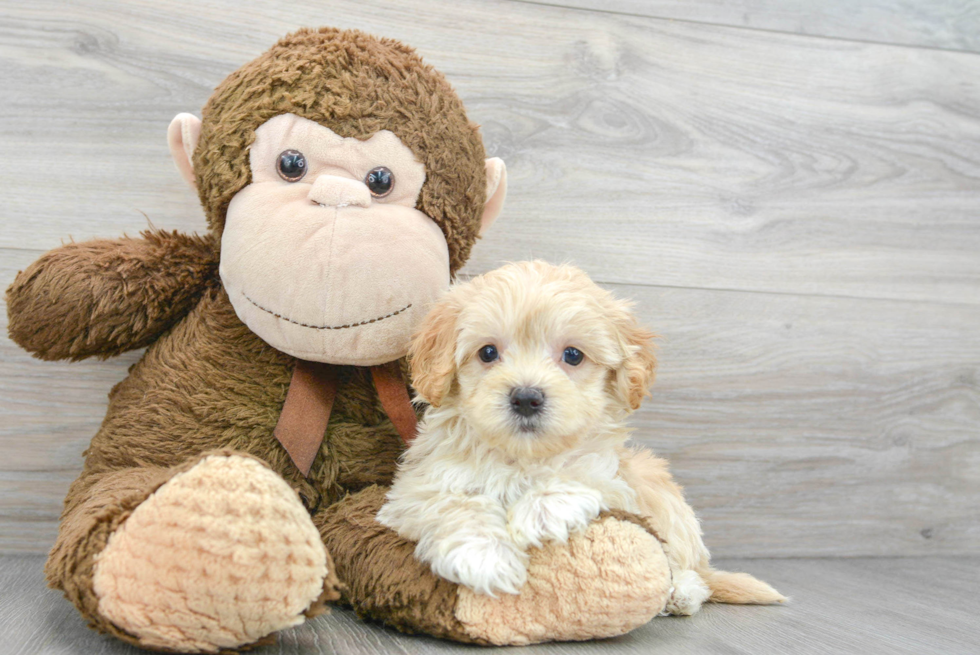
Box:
xmin=6 ymin=28 xmax=674 ymax=652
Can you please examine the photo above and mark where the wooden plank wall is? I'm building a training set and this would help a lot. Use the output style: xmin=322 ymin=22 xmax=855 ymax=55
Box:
xmin=0 ymin=0 xmax=977 ymax=557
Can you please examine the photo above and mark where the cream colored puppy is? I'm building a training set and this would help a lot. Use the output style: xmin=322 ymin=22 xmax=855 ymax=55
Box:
xmin=377 ymin=261 xmax=785 ymax=614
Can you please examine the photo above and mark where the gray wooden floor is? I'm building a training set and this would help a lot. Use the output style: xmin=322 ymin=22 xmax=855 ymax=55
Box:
xmin=3 ymin=554 xmax=978 ymax=655
xmin=1 ymin=0 xmax=979 ymax=652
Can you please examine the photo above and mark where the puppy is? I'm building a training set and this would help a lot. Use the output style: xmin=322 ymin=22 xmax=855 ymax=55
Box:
xmin=377 ymin=261 xmax=785 ymax=613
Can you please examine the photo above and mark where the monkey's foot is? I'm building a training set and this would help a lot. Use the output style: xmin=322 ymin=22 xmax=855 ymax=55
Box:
xmin=92 ymin=454 xmax=337 ymax=652
xmin=454 ymin=514 xmax=671 ymax=645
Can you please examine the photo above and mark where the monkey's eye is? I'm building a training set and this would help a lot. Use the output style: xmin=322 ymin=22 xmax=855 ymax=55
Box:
xmin=277 ymin=150 xmax=307 ymax=182
xmin=562 ymin=347 xmax=584 ymax=366
xmin=478 ymin=344 xmax=498 ymax=363
xmin=365 ymin=166 xmax=394 ymax=198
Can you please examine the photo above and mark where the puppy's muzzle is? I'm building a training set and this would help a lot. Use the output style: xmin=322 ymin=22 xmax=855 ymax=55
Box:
xmin=510 ymin=387 xmax=545 ymax=418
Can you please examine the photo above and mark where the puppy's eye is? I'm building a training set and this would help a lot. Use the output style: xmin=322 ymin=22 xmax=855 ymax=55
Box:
xmin=562 ymin=347 xmax=584 ymax=366
xmin=277 ymin=150 xmax=308 ymax=182
xmin=478 ymin=344 xmax=498 ymax=363
xmin=365 ymin=166 xmax=394 ymax=197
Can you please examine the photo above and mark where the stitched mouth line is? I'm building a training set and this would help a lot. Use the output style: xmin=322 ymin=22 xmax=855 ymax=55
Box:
xmin=242 ymin=292 xmax=412 ymax=330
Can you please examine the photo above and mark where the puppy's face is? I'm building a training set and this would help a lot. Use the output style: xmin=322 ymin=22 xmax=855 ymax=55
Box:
xmin=410 ymin=262 xmax=657 ymax=460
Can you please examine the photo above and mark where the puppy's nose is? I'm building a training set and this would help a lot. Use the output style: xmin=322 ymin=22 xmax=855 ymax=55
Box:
xmin=510 ymin=387 xmax=545 ymax=417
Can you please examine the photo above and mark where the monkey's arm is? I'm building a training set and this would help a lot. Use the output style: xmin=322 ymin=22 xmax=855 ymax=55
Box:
xmin=6 ymin=230 xmax=218 ymax=360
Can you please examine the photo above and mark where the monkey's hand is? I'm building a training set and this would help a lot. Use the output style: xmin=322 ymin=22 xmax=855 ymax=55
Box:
xmin=6 ymin=230 xmax=217 ymax=360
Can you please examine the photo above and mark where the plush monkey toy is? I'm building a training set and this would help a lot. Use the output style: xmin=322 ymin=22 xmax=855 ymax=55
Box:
xmin=6 ymin=28 xmax=673 ymax=652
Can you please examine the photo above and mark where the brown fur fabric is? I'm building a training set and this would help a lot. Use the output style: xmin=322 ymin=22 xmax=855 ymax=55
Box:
xmin=316 ymin=485 xmax=483 ymax=644
xmin=57 ymin=285 xmax=404 ymax=507
xmin=28 ymin=282 xmax=408 ymax=645
xmin=194 ymin=27 xmax=487 ymax=274
xmin=5 ymin=230 xmax=217 ymax=361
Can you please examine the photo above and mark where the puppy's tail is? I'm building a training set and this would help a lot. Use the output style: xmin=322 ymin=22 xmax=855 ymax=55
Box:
xmin=701 ymin=568 xmax=788 ymax=605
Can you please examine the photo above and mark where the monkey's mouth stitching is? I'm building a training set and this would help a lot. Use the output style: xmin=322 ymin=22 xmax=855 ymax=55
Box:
xmin=242 ymin=292 xmax=412 ymax=330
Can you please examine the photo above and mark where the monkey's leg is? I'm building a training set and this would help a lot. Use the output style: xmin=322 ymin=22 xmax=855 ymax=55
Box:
xmin=48 ymin=451 xmax=340 ymax=652
xmin=317 ymin=486 xmax=672 ymax=645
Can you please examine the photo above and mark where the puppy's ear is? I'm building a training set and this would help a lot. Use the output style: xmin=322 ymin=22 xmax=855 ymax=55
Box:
xmin=612 ymin=305 xmax=658 ymax=411
xmin=409 ymin=295 xmax=462 ymax=407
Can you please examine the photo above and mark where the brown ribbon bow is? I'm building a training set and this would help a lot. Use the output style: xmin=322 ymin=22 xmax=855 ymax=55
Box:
xmin=274 ymin=359 xmax=418 ymax=477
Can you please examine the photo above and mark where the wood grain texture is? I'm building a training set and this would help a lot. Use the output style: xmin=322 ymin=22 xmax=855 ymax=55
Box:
xmin=524 ymin=0 xmax=980 ymax=53
xmin=0 ymin=0 xmax=978 ymax=302
xmin=0 ymin=0 xmax=978 ymax=557
xmin=2 ymin=554 xmax=978 ymax=655
xmin=626 ymin=284 xmax=980 ymax=557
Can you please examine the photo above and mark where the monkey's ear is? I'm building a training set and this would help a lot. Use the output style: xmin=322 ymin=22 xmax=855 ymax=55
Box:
xmin=480 ymin=157 xmax=507 ymax=237
xmin=167 ymin=113 xmax=202 ymax=190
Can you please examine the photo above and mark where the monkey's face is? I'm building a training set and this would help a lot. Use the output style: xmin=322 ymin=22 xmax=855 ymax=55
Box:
xmin=218 ymin=113 xmax=450 ymax=366
xmin=169 ymin=30 xmax=507 ymax=367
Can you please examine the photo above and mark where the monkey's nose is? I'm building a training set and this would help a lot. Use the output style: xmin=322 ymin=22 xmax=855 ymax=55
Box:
xmin=307 ymin=175 xmax=372 ymax=208
xmin=510 ymin=387 xmax=546 ymax=418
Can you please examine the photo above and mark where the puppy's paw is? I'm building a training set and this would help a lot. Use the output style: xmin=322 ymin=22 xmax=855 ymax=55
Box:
xmin=429 ymin=537 xmax=528 ymax=596
xmin=509 ymin=486 xmax=604 ymax=550
xmin=663 ymin=569 xmax=712 ymax=616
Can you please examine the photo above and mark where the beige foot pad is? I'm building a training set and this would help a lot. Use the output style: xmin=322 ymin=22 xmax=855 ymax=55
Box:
xmin=92 ymin=455 xmax=329 ymax=652
xmin=454 ymin=515 xmax=671 ymax=645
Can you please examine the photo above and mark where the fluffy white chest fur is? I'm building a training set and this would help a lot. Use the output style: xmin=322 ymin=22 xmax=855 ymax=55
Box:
xmin=377 ymin=407 xmax=639 ymax=596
